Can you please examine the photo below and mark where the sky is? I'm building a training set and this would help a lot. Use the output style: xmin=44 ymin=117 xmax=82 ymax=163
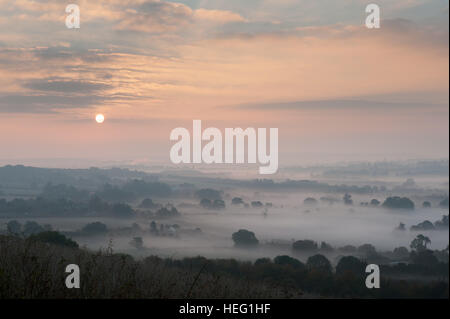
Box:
xmin=0 ymin=0 xmax=448 ymax=167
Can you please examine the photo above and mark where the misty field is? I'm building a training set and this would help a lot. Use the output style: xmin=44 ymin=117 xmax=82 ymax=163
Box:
xmin=0 ymin=163 xmax=448 ymax=298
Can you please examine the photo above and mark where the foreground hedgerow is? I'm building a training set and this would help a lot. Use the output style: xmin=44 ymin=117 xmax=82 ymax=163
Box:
xmin=0 ymin=235 xmax=448 ymax=299
xmin=0 ymin=235 xmax=301 ymax=299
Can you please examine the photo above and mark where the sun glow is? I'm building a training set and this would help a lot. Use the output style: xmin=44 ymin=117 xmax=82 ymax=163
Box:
xmin=95 ymin=114 xmax=105 ymax=124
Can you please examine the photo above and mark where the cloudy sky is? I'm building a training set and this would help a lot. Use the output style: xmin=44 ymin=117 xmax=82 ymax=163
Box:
xmin=0 ymin=0 xmax=448 ymax=167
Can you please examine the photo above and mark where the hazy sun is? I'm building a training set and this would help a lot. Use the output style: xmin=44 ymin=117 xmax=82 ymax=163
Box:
xmin=95 ymin=114 xmax=105 ymax=124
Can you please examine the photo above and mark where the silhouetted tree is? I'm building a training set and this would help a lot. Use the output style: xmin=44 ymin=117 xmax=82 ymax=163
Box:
xmin=410 ymin=220 xmax=435 ymax=231
xmin=410 ymin=234 xmax=431 ymax=252
xmin=274 ymin=255 xmax=304 ymax=269
xmin=343 ymin=193 xmax=353 ymax=205
xmin=251 ymin=201 xmax=263 ymax=208
xmin=292 ymin=240 xmax=318 ymax=252
xmin=231 ymin=197 xmax=244 ymax=205
xmin=232 ymin=229 xmax=259 ymax=247
xmin=81 ymin=222 xmax=108 ymax=235
xmin=320 ymin=241 xmax=334 ymax=252
xmin=382 ymin=196 xmax=415 ymax=210
xmin=306 ymin=254 xmax=332 ymax=273
xmin=422 ymin=201 xmax=431 ymax=208
xmin=434 ymin=215 xmax=449 ymax=229
xmin=370 ymin=199 xmax=380 ymax=206
xmin=303 ymin=197 xmax=318 ymax=206
xmin=336 ymin=256 xmax=366 ymax=276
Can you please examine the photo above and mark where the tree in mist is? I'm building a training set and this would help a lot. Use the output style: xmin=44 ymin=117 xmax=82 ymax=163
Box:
xmin=303 ymin=197 xmax=318 ymax=206
xmin=370 ymin=199 xmax=380 ymax=206
xmin=410 ymin=234 xmax=431 ymax=252
xmin=81 ymin=221 xmax=108 ymax=235
xmin=200 ymin=198 xmax=225 ymax=210
xmin=200 ymin=198 xmax=212 ymax=209
xmin=213 ymin=199 xmax=226 ymax=209
xmin=382 ymin=196 xmax=415 ymax=210
xmin=274 ymin=255 xmax=304 ymax=269
xmin=410 ymin=220 xmax=435 ymax=231
xmin=251 ymin=201 xmax=263 ymax=208
xmin=320 ymin=241 xmax=334 ymax=252
xmin=396 ymin=222 xmax=406 ymax=231
xmin=336 ymin=256 xmax=366 ymax=276
xmin=434 ymin=215 xmax=449 ymax=229
xmin=422 ymin=201 xmax=431 ymax=208
xmin=232 ymin=229 xmax=259 ymax=247
xmin=306 ymin=254 xmax=332 ymax=273
xmin=156 ymin=205 xmax=180 ymax=217
xmin=254 ymin=258 xmax=271 ymax=266
xmin=231 ymin=197 xmax=244 ymax=205
xmin=343 ymin=193 xmax=353 ymax=205
xmin=292 ymin=240 xmax=318 ymax=252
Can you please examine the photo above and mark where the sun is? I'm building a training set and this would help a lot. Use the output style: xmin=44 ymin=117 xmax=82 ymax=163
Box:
xmin=95 ymin=113 xmax=105 ymax=124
